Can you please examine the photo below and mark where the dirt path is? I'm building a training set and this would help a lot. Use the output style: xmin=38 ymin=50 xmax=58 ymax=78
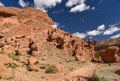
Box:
xmin=96 ymin=64 xmax=120 ymax=81
xmin=63 ymin=63 xmax=97 ymax=81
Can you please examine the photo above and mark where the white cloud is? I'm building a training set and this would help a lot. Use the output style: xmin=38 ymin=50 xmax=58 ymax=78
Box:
xmin=110 ymin=34 xmax=120 ymax=39
xmin=87 ymin=30 xmax=101 ymax=36
xmin=66 ymin=0 xmax=91 ymax=13
xmin=109 ymin=22 xmax=120 ymax=27
xmin=86 ymin=24 xmax=105 ymax=36
xmin=103 ymin=27 xmax=120 ymax=35
xmin=18 ymin=0 xmax=92 ymax=13
xmin=70 ymin=3 xmax=90 ymax=12
xmin=72 ymin=32 xmax=86 ymax=38
xmin=73 ymin=23 xmax=119 ymax=39
xmin=73 ymin=24 xmax=105 ymax=38
xmin=52 ymin=22 xmax=59 ymax=28
xmin=34 ymin=0 xmax=62 ymax=11
xmin=0 ymin=1 xmax=4 ymax=6
xmin=66 ymin=0 xmax=84 ymax=7
xmin=72 ymin=23 xmax=120 ymax=39
xmin=18 ymin=0 xmax=29 ymax=7
xmin=97 ymin=24 xmax=105 ymax=30
xmin=91 ymin=7 xmax=95 ymax=10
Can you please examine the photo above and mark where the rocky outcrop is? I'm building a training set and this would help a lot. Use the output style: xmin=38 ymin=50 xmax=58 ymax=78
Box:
xmin=99 ymin=46 xmax=119 ymax=63
xmin=95 ymin=38 xmax=120 ymax=63
xmin=0 ymin=7 xmax=95 ymax=62
xmin=47 ymin=29 xmax=95 ymax=61
xmin=95 ymin=38 xmax=120 ymax=54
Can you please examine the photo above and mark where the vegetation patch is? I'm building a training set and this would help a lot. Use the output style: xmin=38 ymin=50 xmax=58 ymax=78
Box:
xmin=45 ymin=66 xmax=56 ymax=74
xmin=33 ymin=69 xmax=39 ymax=72
xmin=5 ymin=63 xmax=19 ymax=69
xmin=8 ymin=53 xmax=19 ymax=61
xmin=40 ymin=66 xmax=46 ymax=69
xmin=91 ymin=74 xmax=106 ymax=81
xmin=95 ymin=51 xmax=100 ymax=59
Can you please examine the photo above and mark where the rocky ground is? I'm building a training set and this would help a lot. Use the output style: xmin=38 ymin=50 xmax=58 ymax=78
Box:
xmin=0 ymin=6 xmax=119 ymax=81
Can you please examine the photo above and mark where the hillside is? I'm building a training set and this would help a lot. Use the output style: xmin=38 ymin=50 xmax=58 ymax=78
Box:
xmin=0 ymin=6 xmax=119 ymax=81
xmin=0 ymin=6 xmax=97 ymax=81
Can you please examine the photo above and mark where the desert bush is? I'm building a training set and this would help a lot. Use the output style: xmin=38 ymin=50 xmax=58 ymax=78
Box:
xmin=91 ymin=74 xmax=106 ymax=81
xmin=45 ymin=66 xmax=56 ymax=74
xmin=8 ymin=53 xmax=19 ymax=61
xmin=5 ymin=63 xmax=19 ymax=69
xmin=40 ymin=66 xmax=46 ymax=69
xmin=95 ymin=51 xmax=100 ymax=59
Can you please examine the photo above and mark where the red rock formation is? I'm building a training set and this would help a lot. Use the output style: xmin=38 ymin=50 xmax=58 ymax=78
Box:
xmin=95 ymin=38 xmax=120 ymax=63
xmin=100 ymin=46 xmax=119 ymax=63
xmin=95 ymin=38 xmax=120 ymax=55
xmin=0 ymin=6 xmax=95 ymax=62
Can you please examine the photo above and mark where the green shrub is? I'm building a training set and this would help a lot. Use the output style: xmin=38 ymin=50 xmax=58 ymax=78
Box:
xmin=95 ymin=51 xmax=100 ymax=59
xmin=45 ymin=67 xmax=56 ymax=74
xmin=92 ymin=74 xmax=106 ymax=81
xmin=33 ymin=69 xmax=39 ymax=72
xmin=6 ymin=63 xmax=19 ymax=69
xmin=40 ymin=66 xmax=46 ymax=69
xmin=8 ymin=53 xmax=19 ymax=61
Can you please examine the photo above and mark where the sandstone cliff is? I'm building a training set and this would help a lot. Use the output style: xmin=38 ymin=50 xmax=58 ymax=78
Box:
xmin=0 ymin=6 xmax=95 ymax=62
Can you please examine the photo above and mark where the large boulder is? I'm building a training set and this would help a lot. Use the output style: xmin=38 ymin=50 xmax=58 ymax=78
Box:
xmin=100 ymin=46 xmax=119 ymax=63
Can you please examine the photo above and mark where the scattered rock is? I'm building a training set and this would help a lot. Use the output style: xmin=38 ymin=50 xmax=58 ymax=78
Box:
xmin=29 ymin=65 xmax=38 ymax=71
xmin=28 ymin=57 xmax=37 ymax=65
xmin=51 ymin=64 xmax=63 ymax=73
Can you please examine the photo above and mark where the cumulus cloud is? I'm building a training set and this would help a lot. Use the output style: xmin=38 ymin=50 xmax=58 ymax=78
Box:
xmin=34 ymin=0 xmax=62 ymax=11
xmin=72 ymin=24 xmax=105 ymax=39
xmin=70 ymin=3 xmax=90 ymax=12
xmin=103 ymin=27 xmax=120 ymax=35
xmin=87 ymin=30 xmax=101 ymax=36
xmin=72 ymin=23 xmax=120 ymax=39
xmin=66 ymin=0 xmax=83 ymax=7
xmin=87 ymin=24 xmax=105 ymax=36
xmin=52 ymin=22 xmax=59 ymax=28
xmin=18 ymin=0 xmax=93 ymax=13
xmin=0 ymin=1 xmax=4 ymax=6
xmin=97 ymin=24 xmax=105 ymax=30
xmin=18 ymin=0 xmax=29 ymax=7
xmin=72 ymin=32 xmax=86 ymax=38
xmin=110 ymin=34 xmax=120 ymax=39
xmin=66 ymin=0 xmax=91 ymax=13
xmin=109 ymin=22 xmax=120 ymax=28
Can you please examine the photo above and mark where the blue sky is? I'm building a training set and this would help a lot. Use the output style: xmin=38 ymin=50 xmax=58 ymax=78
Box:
xmin=0 ymin=0 xmax=120 ymax=41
